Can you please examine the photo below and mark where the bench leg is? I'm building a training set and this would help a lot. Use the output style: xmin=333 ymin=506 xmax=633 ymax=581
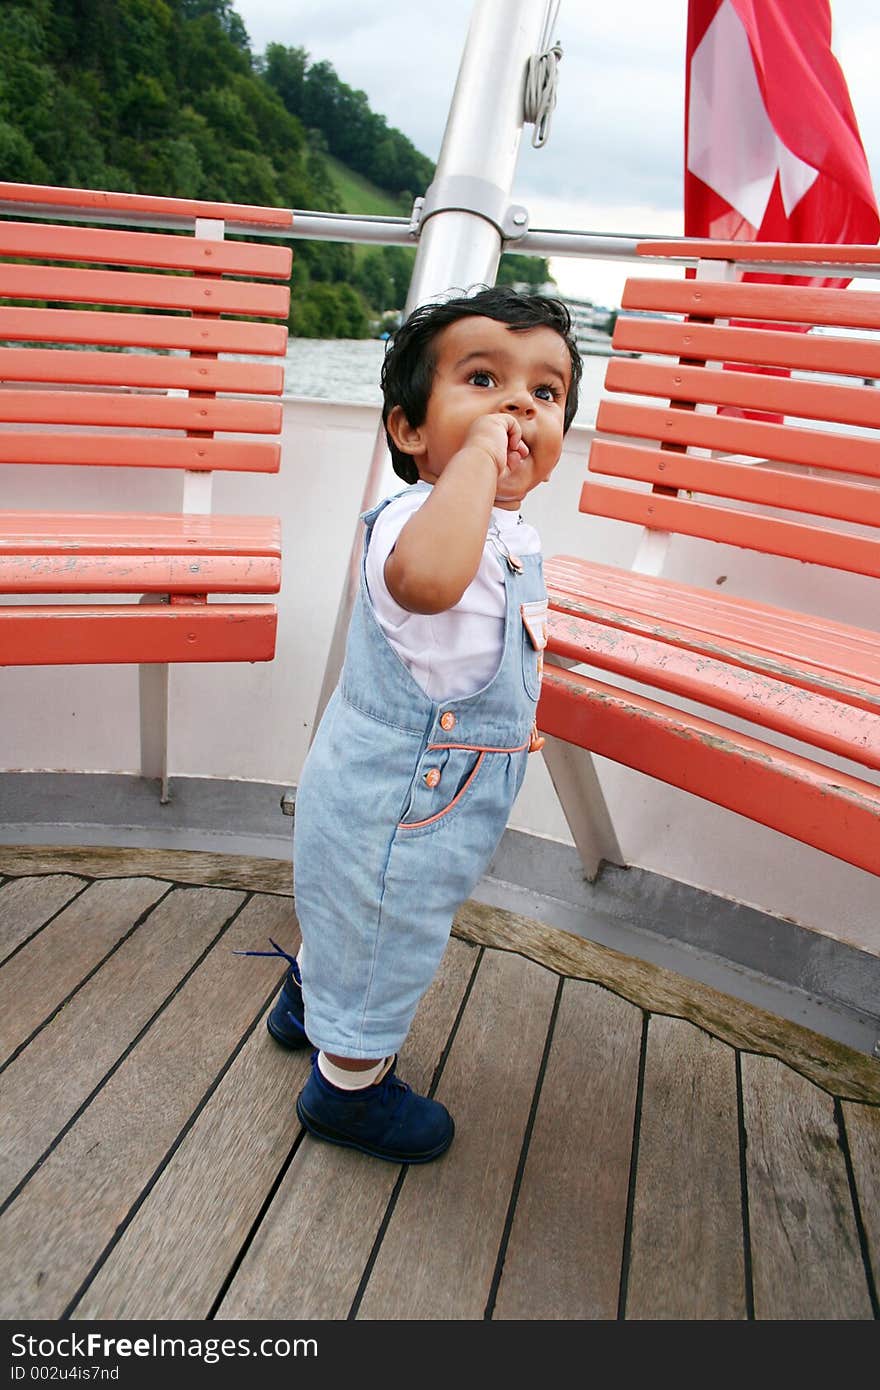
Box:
xmin=138 ymin=599 xmax=170 ymax=803
xmin=540 ymin=734 xmax=625 ymax=880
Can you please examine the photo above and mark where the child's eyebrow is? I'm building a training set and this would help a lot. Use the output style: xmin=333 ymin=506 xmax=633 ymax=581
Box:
xmin=454 ymin=348 xmax=568 ymax=383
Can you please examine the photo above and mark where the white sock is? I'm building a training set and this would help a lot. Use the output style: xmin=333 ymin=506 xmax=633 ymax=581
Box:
xmin=318 ymin=1052 xmax=393 ymax=1090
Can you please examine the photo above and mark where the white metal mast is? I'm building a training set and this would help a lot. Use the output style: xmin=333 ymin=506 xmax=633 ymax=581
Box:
xmin=311 ymin=0 xmax=559 ymax=731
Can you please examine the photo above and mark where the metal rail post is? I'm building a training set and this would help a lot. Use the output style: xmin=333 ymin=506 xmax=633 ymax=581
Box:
xmin=311 ymin=0 xmax=554 ymax=731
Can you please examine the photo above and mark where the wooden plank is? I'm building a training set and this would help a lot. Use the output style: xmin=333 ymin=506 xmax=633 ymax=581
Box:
xmin=0 ymin=512 xmax=280 ymax=556
xmin=0 ymin=553 xmax=281 ymax=594
xmin=0 ymin=265 xmax=289 ymax=318
xmin=72 ymin=921 xmax=307 ymax=1320
xmin=0 ymin=347 xmax=284 ymax=395
xmin=0 ymin=884 xmax=242 ymax=1208
xmin=637 ymin=239 xmax=880 ymax=266
xmin=546 ymin=609 xmax=880 ymax=770
xmin=453 ymin=899 xmax=880 ymax=1105
xmin=841 ymin=1100 xmax=880 ymax=1290
xmin=0 ymin=435 xmax=281 ymax=473
xmin=0 ymin=306 xmax=288 ymax=355
xmin=580 ymin=480 xmax=880 ymax=578
xmin=493 ymin=979 xmax=642 ymax=1319
xmin=605 ymin=357 xmax=880 ymax=430
xmin=538 ymin=664 xmax=880 ymax=877
xmin=0 ymin=389 xmax=281 ymax=433
xmin=590 ymin=438 xmax=880 ymax=529
xmin=0 ymin=874 xmax=85 ymax=961
xmin=0 ymin=605 xmax=278 ymax=666
xmin=0 ymin=182 xmax=294 ymax=227
xmin=621 ymin=277 xmax=880 ymax=332
xmin=0 ymin=877 xmax=167 ymax=1064
xmin=545 ymin=556 xmax=880 ymax=684
xmin=215 ymin=937 xmax=477 ymax=1321
xmin=547 ymin=589 xmax=880 ymax=715
xmin=742 ymin=1053 xmax=874 ymax=1318
xmin=611 ymin=317 xmax=880 ymax=382
xmin=0 ymin=890 xmax=290 ymax=1319
xmin=0 ymin=848 xmax=293 ymax=897
xmin=626 ymin=1015 xmax=745 ymax=1318
xmin=596 ymin=399 xmax=880 ymax=482
xmin=0 ymin=222 xmax=292 ymax=279
xmin=354 ymin=950 xmax=558 ymax=1320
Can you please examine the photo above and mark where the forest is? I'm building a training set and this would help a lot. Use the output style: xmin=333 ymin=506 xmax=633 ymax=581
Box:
xmin=0 ymin=0 xmax=553 ymax=336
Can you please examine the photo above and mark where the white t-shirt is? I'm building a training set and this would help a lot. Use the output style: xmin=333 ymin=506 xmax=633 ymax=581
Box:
xmin=364 ymin=481 xmax=541 ymax=702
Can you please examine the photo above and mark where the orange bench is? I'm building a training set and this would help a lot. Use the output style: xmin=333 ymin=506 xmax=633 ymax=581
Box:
xmin=0 ymin=182 xmax=292 ymax=798
xmin=538 ymin=239 xmax=880 ymax=879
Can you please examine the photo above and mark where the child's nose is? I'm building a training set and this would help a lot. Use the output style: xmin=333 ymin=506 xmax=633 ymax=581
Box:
xmin=503 ymin=389 xmax=535 ymax=416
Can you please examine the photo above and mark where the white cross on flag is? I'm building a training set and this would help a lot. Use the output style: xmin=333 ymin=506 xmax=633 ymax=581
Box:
xmin=685 ymin=0 xmax=879 ymax=280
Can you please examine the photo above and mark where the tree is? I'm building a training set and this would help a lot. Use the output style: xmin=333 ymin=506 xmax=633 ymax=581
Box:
xmin=0 ymin=1 xmax=437 ymax=338
xmin=497 ymin=253 xmax=554 ymax=289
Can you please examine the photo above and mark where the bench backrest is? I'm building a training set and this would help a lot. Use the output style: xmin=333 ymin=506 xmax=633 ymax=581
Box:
xmin=585 ymin=240 xmax=880 ymax=579
xmin=0 ymin=182 xmax=292 ymax=490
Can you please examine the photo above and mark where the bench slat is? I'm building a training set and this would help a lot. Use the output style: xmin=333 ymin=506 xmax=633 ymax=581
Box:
xmin=0 ymin=605 xmax=277 ymax=664
xmin=0 ymin=347 xmax=283 ymax=395
xmin=547 ymin=588 xmax=880 ymax=713
xmin=0 ymin=553 xmax=280 ymax=594
xmin=0 ymin=512 xmax=280 ymax=556
xmin=612 ymin=317 xmax=880 ymax=380
xmin=545 ymin=557 xmax=880 ymax=683
xmin=596 ymin=400 xmax=880 ymax=480
xmin=581 ymin=480 xmax=880 ymax=577
xmin=0 ymin=390 xmax=281 ymax=433
xmin=605 ymin=358 xmax=880 ymax=429
xmin=637 ymin=239 xmax=880 ymax=266
xmin=590 ymin=439 xmax=880 ymax=528
xmin=0 ymin=265 xmax=290 ymax=318
xmin=537 ymin=665 xmax=880 ymax=877
xmin=621 ymin=277 xmax=880 ymax=331
xmin=0 ymin=222 xmax=292 ymax=279
xmin=0 ymin=182 xmax=294 ymax=227
xmin=546 ymin=610 xmax=880 ymax=769
xmin=0 ymin=435 xmax=280 ymax=473
xmin=0 ymin=307 xmax=288 ymax=355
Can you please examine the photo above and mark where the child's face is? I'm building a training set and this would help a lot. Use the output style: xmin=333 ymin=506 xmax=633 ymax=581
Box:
xmin=392 ymin=315 xmax=571 ymax=508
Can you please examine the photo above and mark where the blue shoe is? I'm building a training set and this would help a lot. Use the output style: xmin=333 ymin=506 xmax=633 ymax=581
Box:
xmin=234 ymin=938 xmax=311 ymax=1049
xmin=296 ymin=1053 xmax=454 ymax=1164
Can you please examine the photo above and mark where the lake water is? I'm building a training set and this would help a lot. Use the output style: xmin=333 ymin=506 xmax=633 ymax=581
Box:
xmin=281 ymin=337 xmax=612 ymax=428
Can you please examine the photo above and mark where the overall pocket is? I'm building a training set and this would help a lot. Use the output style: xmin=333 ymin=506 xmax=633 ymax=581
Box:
xmin=521 ymin=598 xmax=548 ymax=700
xmin=398 ymin=746 xmax=486 ymax=829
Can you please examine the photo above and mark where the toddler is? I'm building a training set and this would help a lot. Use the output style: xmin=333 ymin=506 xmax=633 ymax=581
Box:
xmin=253 ymin=284 xmax=582 ymax=1164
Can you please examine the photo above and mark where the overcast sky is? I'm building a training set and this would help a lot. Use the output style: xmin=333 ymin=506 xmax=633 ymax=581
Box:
xmin=231 ymin=0 xmax=880 ymax=307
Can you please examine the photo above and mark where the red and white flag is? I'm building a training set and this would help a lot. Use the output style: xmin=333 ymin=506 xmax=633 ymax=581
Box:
xmin=685 ymin=0 xmax=879 ymax=276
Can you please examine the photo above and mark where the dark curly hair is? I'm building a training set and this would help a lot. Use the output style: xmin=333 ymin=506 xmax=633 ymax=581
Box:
xmin=380 ymin=284 xmax=583 ymax=484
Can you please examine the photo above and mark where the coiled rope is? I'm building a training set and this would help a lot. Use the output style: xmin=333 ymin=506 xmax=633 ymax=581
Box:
xmin=523 ymin=0 xmax=562 ymax=148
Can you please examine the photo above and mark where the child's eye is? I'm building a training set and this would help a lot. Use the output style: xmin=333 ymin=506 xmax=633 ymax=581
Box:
xmin=469 ymin=370 xmax=494 ymax=388
xmin=534 ymin=384 xmax=561 ymax=402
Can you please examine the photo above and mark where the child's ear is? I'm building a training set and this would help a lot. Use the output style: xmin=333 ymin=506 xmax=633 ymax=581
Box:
xmin=387 ymin=405 xmax=426 ymax=457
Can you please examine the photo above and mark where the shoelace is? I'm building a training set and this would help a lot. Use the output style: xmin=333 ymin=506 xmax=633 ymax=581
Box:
xmin=232 ymin=937 xmax=301 ymax=983
xmin=372 ymin=1063 xmax=411 ymax=1113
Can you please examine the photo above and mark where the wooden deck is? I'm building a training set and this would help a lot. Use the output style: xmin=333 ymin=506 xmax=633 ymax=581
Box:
xmin=1 ymin=845 xmax=878 ymax=1322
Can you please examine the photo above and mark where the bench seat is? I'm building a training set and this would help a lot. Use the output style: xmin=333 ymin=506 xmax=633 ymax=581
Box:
xmin=537 ymin=241 xmax=880 ymax=879
xmin=0 ymin=180 xmax=292 ymax=795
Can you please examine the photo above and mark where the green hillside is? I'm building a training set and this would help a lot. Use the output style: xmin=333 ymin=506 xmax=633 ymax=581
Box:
xmin=324 ymin=155 xmax=410 ymax=217
xmin=0 ymin=0 xmax=552 ymax=337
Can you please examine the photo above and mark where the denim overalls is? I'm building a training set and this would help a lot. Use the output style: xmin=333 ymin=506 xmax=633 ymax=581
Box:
xmin=293 ymin=494 xmax=548 ymax=1058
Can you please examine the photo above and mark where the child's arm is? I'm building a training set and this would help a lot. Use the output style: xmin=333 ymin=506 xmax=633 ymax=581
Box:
xmin=385 ymin=414 xmax=527 ymax=614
